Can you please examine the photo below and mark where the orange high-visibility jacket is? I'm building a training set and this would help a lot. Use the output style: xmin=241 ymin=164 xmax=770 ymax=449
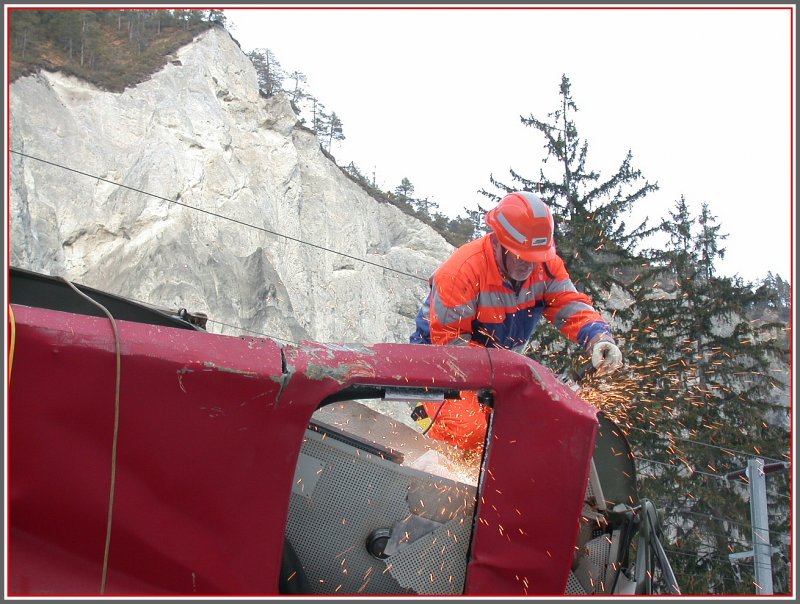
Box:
xmin=410 ymin=235 xmax=612 ymax=351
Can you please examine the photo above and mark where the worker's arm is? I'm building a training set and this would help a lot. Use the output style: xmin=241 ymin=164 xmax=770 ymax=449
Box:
xmin=540 ymin=256 xmax=611 ymax=345
xmin=428 ymin=270 xmax=481 ymax=347
xmin=540 ymin=257 xmax=623 ymax=373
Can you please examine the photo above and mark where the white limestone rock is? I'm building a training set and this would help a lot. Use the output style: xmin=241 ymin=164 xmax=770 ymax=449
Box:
xmin=9 ymin=28 xmax=452 ymax=345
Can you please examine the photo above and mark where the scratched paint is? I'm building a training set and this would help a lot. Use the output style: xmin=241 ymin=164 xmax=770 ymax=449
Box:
xmin=305 ymin=359 xmax=377 ymax=383
xmin=318 ymin=343 xmax=377 ymax=355
xmin=442 ymin=357 xmax=468 ymax=381
xmin=202 ymin=361 xmax=258 ymax=377
xmin=527 ymin=364 xmax=548 ymax=388
xmin=176 ymin=367 xmax=193 ymax=393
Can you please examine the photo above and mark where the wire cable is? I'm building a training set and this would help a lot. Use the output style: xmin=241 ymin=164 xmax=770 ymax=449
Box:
xmin=204 ymin=317 xmax=299 ymax=345
xmin=633 ymin=452 xmax=791 ymax=489
xmin=60 ymin=277 xmax=121 ymax=595
xmin=62 ymin=286 xmax=298 ymax=345
xmin=658 ymin=506 xmax=790 ymax=540
xmin=626 ymin=425 xmax=789 ymax=465
xmin=634 ymin=455 xmax=727 ymax=481
xmin=9 ymin=150 xmax=430 ymax=283
xmin=8 ymin=304 xmax=16 ymax=381
xmin=662 ymin=547 xmax=755 ymax=567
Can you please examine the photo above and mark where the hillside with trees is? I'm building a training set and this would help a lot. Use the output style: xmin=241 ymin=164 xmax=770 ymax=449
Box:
xmin=8 ymin=8 xmax=225 ymax=91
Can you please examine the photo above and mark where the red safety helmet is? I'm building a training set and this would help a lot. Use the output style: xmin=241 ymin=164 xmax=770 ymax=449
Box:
xmin=485 ymin=191 xmax=556 ymax=262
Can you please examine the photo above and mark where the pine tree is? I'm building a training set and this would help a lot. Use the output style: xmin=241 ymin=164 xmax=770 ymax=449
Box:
xmin=176 ymin=9 xmax=205 ymax=31
xmin=9 ymin=9 xmax=42 ymax=59
xmin=412 ymin=196 xmax=438 ymax=218
xmin=394 ymin=177 xmax=414 ymax=201
xmin=206 ymin=9 xmax=226 ymax=27
xmin=324 ymin=111 xmax=345 ymax=152
xmin=309 ymin=97 xmax=327 ymax=135
xmin=463 ymin=203 xmax=489 ymax=240
xmin=385 ymin=178 xmax=411 ymax=214
xmin=445 ymin=215 xmax=476 ymax=245
xmin=43 ymin=9 xmax=83 ymax=60
xmin=248 ymin=48 xmax=283 ymax=97
xmin=75 ymin=10 xmax=98 ymax=67
xmin=286 ymin=70 xmax=308 ymax=114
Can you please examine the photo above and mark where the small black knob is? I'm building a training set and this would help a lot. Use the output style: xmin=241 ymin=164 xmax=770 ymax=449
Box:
xmin=366 ymin=528 xmax=392 ymax=559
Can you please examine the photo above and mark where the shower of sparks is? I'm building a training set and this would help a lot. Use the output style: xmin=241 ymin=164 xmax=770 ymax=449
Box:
xmin=297 ymin=323 xmax=786 ymax=595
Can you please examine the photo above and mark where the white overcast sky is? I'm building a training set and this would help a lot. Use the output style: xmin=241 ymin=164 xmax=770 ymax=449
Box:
xmin=226 ymin=5 xmax=794 ymax=284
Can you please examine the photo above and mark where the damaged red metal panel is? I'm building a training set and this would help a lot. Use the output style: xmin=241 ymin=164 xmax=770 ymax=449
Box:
xmin=282 ymin=340 xmax=494 ymax=391
xmin=8 ymin=305 xmax=289 ymax=595
xmin=465 ymin=348 xmax=598 ymax=595
xmin=7 ymin=303 xmax=597 ymax=596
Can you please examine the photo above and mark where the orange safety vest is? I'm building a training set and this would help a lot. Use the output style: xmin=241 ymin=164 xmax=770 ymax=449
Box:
xmin=410 ymin=235 xmax=612 ymax=452
xmin=410 ymin=235 xmax=611 ymax=351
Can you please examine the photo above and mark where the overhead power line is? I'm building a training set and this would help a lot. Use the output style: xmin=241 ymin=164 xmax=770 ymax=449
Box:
xmin=635 ymin=453 xmax=792 ymax=494
xmin=662 ymin=546 xmax=755 ymax=567
xmin=9 ymin=150 xmax=430 ymax=283
xmin=205 ymin=317 xmax=299 ymax=345
xmin=627 ymin=425 xmax=789 ymax=465
xmin=658 ymin=505 xmax=789 ymax=540
xmin=635 ymin=455 xmax=730 ymax=482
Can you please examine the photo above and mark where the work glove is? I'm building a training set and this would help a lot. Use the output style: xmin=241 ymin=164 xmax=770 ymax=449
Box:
xmin=589 ymin=335 xmax=623 ymax=375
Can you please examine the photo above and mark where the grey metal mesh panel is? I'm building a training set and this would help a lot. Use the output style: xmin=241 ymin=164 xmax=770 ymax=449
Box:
xmin=568 ymin=470 xmax=613 ymax=595
xmin=565 ymin=570 xmax=588 ymax=594
xmin=285 ymin=429 xmax=475 ymax=595
xmin=600 ymin=529 xmax=623 ymax=594
xmin=570 ymin=555 xmax=601 ymax=594
xmin=383 ymin=515 xmax=472 ymax=594
xmin=587 ymin=535 xmax=611 ymax=569
xmin=586 ymin=470 xmax=594 ymax=501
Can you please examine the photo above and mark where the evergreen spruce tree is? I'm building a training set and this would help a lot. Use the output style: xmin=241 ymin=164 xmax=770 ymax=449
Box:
xmin=482 ymin=74 xmax=658 ymax=299
xmin=481 ymin=74 xmax=790 ymax=594
xmin=616 ymin=197 xmax=791 ymax=594
xmin=480 ymin=74 xmax=660 ymax=375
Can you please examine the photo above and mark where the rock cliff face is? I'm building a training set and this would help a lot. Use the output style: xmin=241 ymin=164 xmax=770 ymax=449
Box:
xmin=9 ymin=27 xmax=452 ymax=345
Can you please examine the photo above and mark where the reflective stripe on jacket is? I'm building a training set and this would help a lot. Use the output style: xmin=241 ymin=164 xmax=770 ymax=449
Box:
xmin=409 ymin=235 xmax=611 ymax=351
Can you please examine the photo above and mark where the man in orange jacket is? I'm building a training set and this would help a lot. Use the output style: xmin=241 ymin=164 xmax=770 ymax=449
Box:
xmin=409 ymin=191 xmax=622 ymax=451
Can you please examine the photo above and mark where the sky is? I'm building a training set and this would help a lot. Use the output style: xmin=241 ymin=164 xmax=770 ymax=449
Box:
xmin=223 ymin=4 xmax=795 ymax=285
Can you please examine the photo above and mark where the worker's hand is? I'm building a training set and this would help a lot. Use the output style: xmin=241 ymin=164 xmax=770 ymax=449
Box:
xmin=591 ymin=340 xmax=623 ymax=375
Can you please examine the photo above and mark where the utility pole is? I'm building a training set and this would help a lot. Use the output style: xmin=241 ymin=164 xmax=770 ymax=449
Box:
xmin=725 ymin=458 xmax=790 ymax=595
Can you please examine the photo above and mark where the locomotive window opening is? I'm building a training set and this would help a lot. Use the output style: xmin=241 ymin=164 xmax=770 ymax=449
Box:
xmin=281 ymin=387 xmax=490 ymax=596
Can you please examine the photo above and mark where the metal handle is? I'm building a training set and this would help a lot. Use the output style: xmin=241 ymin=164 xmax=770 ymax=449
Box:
xmin=574 ymin=359 xmax=596 ymax=382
